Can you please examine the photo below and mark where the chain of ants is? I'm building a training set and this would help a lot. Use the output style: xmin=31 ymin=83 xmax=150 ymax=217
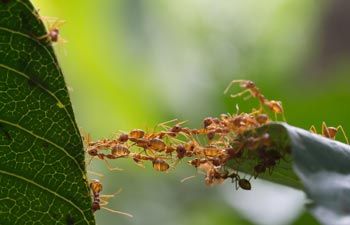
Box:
xmin=13 ymin=10 xmax=348 ymax=218
xmin=87 ymin=80 xmax=348 ymax=217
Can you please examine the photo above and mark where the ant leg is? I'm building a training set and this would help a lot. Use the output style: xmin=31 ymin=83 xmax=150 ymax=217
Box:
xmin=180 ymin=175 xmax=197 ymax=183
xmin=322 ymin=121 xmax=331 ymax=138
xmin=156 ymin=119 xmax=179 ymax=130
xmin=243 ymin=94 xmax=253 ymax=101
xmin=230 ymin=89 xmax=251 ymax=99
xmin=36 ymin=33 xmax=49 ymax=41
xmin=134 ymin=162 xmax=145 ymax=168
xmin=282 ymin=112 xmax=287 ymax=122
xmin=235 ymin=104 xmax=240 ymax=115
xmin=86 ymin=156 xmax=94 ymax=166
xmin=103 ymin=159 xmax=124 ymax=171
xmin=309 ymin=125 xmax=317 ymax=134
xmin=235 ymin=178 xmax=239 ymax=190
xmin=87 ymin=170 xmax=105 ymax=178
xmin=132 ymin=159 xmax=146 ymax=169
xmin=336 ymin=125 xmax=349 ymax=144
xmin=224 ymin=80 xmax=247 ymax=94
xmin=100 ymin=207 xmax=133 ymax=218
xmin=100 ymin=188 xmax=123 ymax=203
xmin=51 ymin=19 xmax=66 ymax=29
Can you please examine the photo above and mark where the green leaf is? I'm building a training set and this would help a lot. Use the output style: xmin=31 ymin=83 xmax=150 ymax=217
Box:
xmin=239 ymin=122 xmax=350 ymax=225
xmin=0 ymin=1 xmax=95 ymax=224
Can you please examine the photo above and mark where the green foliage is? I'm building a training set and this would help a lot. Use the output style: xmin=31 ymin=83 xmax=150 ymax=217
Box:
xmin=0 ymin=1 xmax=94 ymax=224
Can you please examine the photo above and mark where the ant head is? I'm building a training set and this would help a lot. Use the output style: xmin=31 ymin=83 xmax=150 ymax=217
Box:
xmin=211 ymin=157 xmax=221 ymax=167
xmin=170 ymin=125 xmax=182 ymax=133
xmin=118 ymin=133 xmax=129 ymax=142
xmin=49 ymin=29 xmax=59 ymax=42
xmin=188 ymin=158 xmax=200 ymax=167
xmin=207 ymin=131 xmax=215 ymax=140
xmin=176 ymin=145 xmax=186 ymax=159
xmin=87 ymin=147 xmax=98 ymax=156
xmin=242 ymin=80 xmax=255 ymax=89
xmin=203 ymin=117 xmax=213 ymax=128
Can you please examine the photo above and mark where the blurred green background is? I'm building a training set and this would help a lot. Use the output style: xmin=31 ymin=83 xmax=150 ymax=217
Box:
xmin=33 ymin=0 xmax=350 ymax=224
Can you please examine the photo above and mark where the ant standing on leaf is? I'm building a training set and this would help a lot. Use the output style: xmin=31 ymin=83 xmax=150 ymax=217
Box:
xmin=90 ymin=179 xmax=133 ymax=218
xmin=310 ymin=122 xmax=349 ymax=144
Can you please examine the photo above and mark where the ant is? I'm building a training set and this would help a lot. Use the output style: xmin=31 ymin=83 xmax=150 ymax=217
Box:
xmin=36 ymin=17 xmax=67 ymax=44
xmin=89 ymin=179 xmax=133 ymax=218
xmin=86 ymin=146 xmax=124 ymax=171
xmin=224 ymin=80 xmax=286 ymax=120
xmin=253 ymin=148 xmax=283 ymax=177
xmin=310 ymin=122 xmax=349 ymax=144
xmin=186 ymin=159 xmax=222 ymax=185
xmin=203 ymin=145 xmax=224 ymax=158
xmin=129 ymin=153 xmax=170 ymax=172
xmin=157 ymin=119 xmax=192 ymax=140
xmin=223 ymin=172 xmax=251 ymax=190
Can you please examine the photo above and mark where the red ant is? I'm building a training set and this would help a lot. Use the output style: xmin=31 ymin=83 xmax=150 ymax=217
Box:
xmin=224 ymin=80 xmax=286 ymax=120
xmin=90 ymin=179 xmax=133 ymax=218
xmin=310 ymin=122 xmax=349 ymax=144
xmin=36 ymin=17 xmax=67 ymax=44
xmin=130 ymin=153 xmax=170 ymax=172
